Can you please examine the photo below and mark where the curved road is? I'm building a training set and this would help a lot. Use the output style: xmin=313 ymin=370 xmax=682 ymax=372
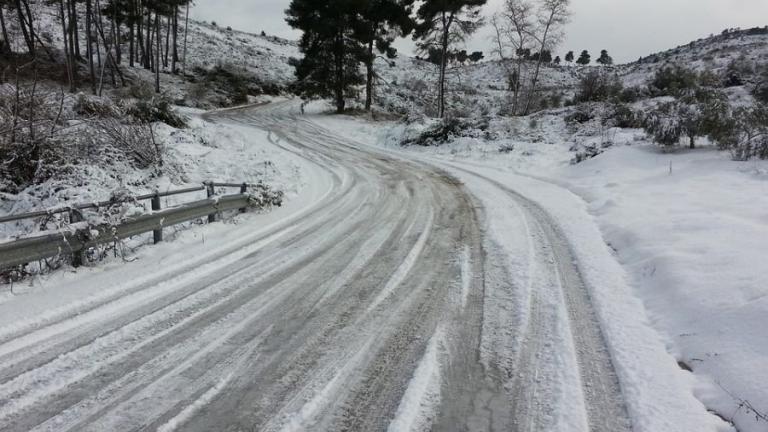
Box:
xmin=0 ymin=102 xmax=630 ymax=431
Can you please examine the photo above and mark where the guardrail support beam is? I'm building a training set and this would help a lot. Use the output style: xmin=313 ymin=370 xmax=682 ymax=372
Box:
xmin=151 ymin=193 xmax=163 ymax=244
xmin=206 ymin=182 xmax=217 ymax=223
xmin=69 ymin=209 xmax=85 ymax=267
xmin=239 ymin=183 xmax=248 ymax=213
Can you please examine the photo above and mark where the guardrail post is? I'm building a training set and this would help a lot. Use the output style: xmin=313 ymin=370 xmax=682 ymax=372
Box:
xmin=239 ymin=183 xmax=248 ymax=213
xmin=151 ymin=193 xmax=163 ymax=244
xmin=206 ymin=182 xmax=216 ymax=223
xmin=69 ymin=209 xmax=85 ymax=267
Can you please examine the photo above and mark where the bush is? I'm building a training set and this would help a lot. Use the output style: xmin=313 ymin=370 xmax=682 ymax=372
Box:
xmin=121 ymin=81 xmax=154 ymax=100
xmin=574 ymin=70 xmax=623 ymax=103
xmin=95 ymin=119 xmax=164 ymax=169
xmin=74 ymin=94 xmax=121 ymax=118
xmin=718 ymin=105 xmax=768 ymax=160
xmin=618 ymin=86 xmax=645 ymax=103
xmin=401 ymin=117 xmax=488 ymax=146
xmin=0 ymin=84 xmax=67 ymax=191
xmin=643 ymin=89 xmax=730 ymax=149
xmin=648 ymin=64 xmax=699 ymax=97
xmin=127 ymin=96 xmax=187 ymax=128
xmin=753 ymin=68 xmax=768 ymax=103
xmin=605 ymin=103 xmax=640 ymax=128
xmin=565 ymin=109 xmax=593 ymax=124
xmin=191 ymin=63 xmax=281 ymax=107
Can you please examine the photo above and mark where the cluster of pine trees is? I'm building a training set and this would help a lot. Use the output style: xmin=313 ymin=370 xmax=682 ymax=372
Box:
xmin=287 ymin=0 xmax=487 ymax=117
xmin=0 ymin=0 xmax=193 ymax=95
xmin=560 ymin=49 xmax=612 ymax=66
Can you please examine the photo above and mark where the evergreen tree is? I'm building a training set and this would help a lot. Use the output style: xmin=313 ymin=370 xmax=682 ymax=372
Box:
xmin=576 ymin=49 xmax=590 ymax=65
xmin=596 ymin=49 xmax=613 ymax=65
xmin=468 ymin=51 xmax=484 ymax=62
xmin=553 ymin=55 xmax=561 ymax=65
xmin=564 ymin=50 xmax=574 ymax=63
xmin=414 ymin=0 xmax=487 ymax=118
xmin=356 ymin=0 xmax=415 ymax=111
xmin=287 ymin=0 xmax=364 ymax=113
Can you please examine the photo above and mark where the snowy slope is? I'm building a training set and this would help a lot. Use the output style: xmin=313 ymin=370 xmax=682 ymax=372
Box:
xmin=315 ymin=107 xmax=768 ymax=432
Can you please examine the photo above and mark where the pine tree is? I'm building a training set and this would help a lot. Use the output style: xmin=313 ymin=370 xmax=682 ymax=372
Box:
xmin=596 ymin=49 xmax=613 ymax=65
xmin=576 ymin=49 xmax=590 ymax=65
xmin=553 ymin=55 xmax=561 ymax=65
xmin=356 ymin=0 xmax=415 ymax=111
xmin=286 ymin=0 xmax=364 ymax=113
xmin=564 ymin=50 xmax=574 ymax=63
xmin=414 ymin=0 xmax=487 ymax=118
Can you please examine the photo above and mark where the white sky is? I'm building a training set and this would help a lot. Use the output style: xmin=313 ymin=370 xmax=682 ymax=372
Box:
xmin=192 ymin=0 xmax=768 ymax=64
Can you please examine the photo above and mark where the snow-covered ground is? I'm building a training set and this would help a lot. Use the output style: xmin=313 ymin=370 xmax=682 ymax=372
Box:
xmin=312 ymin=110 xmax=768 ymax=432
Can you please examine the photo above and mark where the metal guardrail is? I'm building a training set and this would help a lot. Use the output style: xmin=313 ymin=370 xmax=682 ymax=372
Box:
xmin=0 ymin=181 xmax=257 ymax=271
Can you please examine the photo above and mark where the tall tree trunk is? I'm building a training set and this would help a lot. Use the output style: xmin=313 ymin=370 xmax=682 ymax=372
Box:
xmin=69 ymin=0 xmax=81 ymax=59
xmin=58 ymin=0 xmax=74 ymax=92
xmin=129 ymin=20 xmax=135 ymax=67
xmin=14 ymin=0 xmax=34 ymax=55
xmin=364 ymin=39 xmax=374 ymax=111
xmin=137 ymin=2 xmax=145 ymax=66
xmin=524 ymin=10 xmax=555 ymax=115
xmin=66 ymin=0 xmax=76 ymax=63
xmin=182 ymin=2 xmax=189 ymax=75
xmin=0 ymin=6 xmax=10 ymax=53
xmin=334 ymin=30 xmax=345 ymax=114
xmin=155 ymin=12 xmax=160 ymax=93
xmin=437 ymin=12 xmax=453 ymax=119
xmin=163 ymin=14 xmax=170 ymax=67
xmin=171 ymin=4 xmax=178 ymax=72
xmin=86 ymin=0 xmax=96 ymax=93
xmin=144 ymin=10 xmax=152 ymax=69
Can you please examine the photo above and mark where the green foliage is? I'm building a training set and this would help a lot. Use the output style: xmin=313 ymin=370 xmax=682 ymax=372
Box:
xmin=564 ymin=51 xmax=574 ymax=63
xmin=596 ymin=49 xmax=613 ymax=65
xmin=648 ymin=64 xmax=699 ymax=97
xmin=717 ymin=105 xmax=768 ymax=160
xmin=605 ymin=103 xmax=640 ymax=129
xmin=191 ymin=63 xmax=281 ymax=107
xmin=574 ymin=70 xmax=623 ymax=103
xmin=127 ymin=95 xmax=187 ymax=128
xmin=402 ymin=117 xmax=488 ymax=146
xmin=643 ymin=88 xmax=730 ymax=149
xmin=576 ymin=50 xmax=590 ymax=65
xmin=753 ymin=67 xmax=768 ymax=103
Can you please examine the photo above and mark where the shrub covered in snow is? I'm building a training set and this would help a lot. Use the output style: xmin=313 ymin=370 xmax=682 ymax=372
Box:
xmin=643 ymin=88 xmax=730 ymax=149
xmin=126 ymin=95 xmax=188 ymax=128
xmin=574 ymin=70 xmax=624 ymax=103
xmin=648 ymin=64 xmax=701 ymax=97
xmin=401 ymin=117 xmax=490 ymax=146
xmin=719 ymin=104 xmax=768 ymax=160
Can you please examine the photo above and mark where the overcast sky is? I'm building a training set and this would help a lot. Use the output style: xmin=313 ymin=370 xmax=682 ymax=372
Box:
xmin=192 ymin=0 xmax=768 ymax=64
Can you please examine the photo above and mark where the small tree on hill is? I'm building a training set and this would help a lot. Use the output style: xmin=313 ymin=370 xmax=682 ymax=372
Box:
xmin=468 ymin=51 xmax=484 ymax=62
xmin=356 ymin=0 xmax=415 ymax=111
xmin=576 ymin=49 xmax=590 ymax=65
xmin=644 ymin=88 xmax=729 ymax=149
xmin=286 ymin=0 xmax=364 ymax=113
xmin=414 ymin=0 xmax=487 ymax=118
xmin=596 ymin=49 xmax=613 ymax=65
xmin=564 ymin=50 xmax=574 ymax=63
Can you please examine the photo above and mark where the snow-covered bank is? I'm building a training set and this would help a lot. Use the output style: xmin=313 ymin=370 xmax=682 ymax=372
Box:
xmin=0 ymin=108 xmax=312 ymax=304
xmin=313 ymin=112 xmax=767 ymax=432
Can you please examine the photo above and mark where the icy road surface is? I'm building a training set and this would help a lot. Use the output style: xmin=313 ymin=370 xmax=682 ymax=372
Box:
xmin=0 ymin=102 xmax=630 ymax=432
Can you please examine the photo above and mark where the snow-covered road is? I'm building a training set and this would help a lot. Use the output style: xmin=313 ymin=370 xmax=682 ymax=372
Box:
xmin=0 ymin=101 xmax=698 ymax=431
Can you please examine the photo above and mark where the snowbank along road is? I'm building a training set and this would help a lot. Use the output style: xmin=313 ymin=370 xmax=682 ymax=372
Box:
xmin=0 ymin=101 xmax=630 ymax=432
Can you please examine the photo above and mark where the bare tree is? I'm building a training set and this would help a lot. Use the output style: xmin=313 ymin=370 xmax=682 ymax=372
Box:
xmin=523 ymin=0 xmax=570 ymax=114
xmin=491 ymin=0 xmax=535 ymax=115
